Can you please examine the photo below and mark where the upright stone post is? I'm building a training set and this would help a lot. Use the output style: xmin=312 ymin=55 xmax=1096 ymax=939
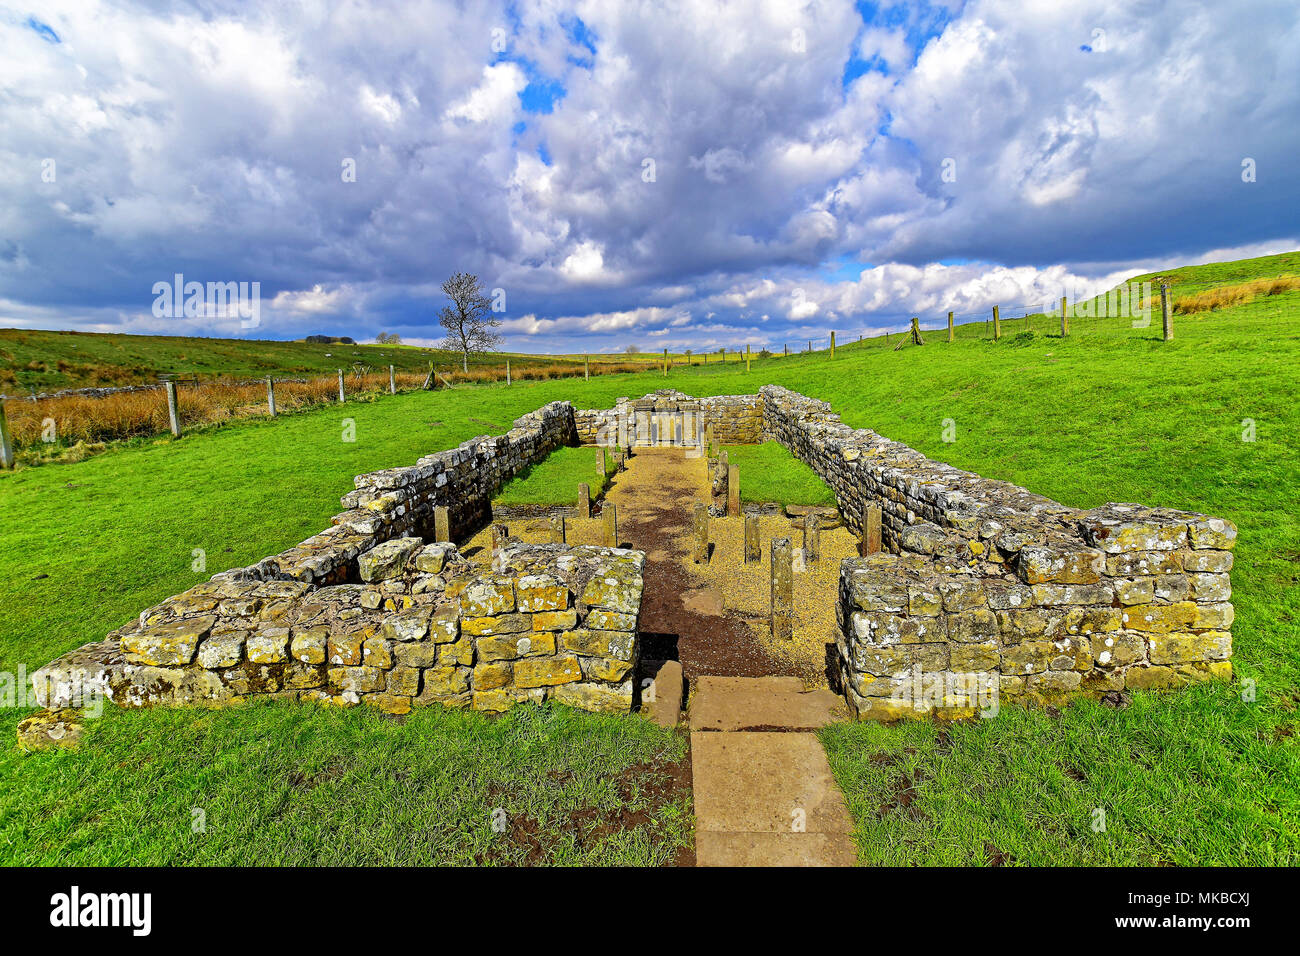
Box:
xmin=992 ymin=306 xmax=1001 ymax=341
xmin=598 ymin=447 xmax=607 ymax=476
xmin=1060 ymin=296 xmax=1069 ymax=337
xmin=0 ymin=400 xmax=14 ymax=469
xmin=744 ymin=515 xmax=761 ymax=563
xmin=491 ymin=523 xmax=510 ymax=553
xmin=434 ymin=506 xmax=451 ymax=543
xmin=1161 ymin=284 xmax=1173 ymax=341
xmin=803 ymin=513 xmax=821 ymax=564
xmin=602 ymin=503 xmax=618 ymax=547
xmin=771 ymin=537 xmax=793 ymax=641
xmin=577 ymin=483 xmax=591 ymax=519
xmin=727 ymin=464 xmax=740 ymax=517
xmin=947 ymin=311 xmax=955 ymax=342
xmin=165 ymin=380 xmax=181 ymax=437
xmin=266 ymin=376 xmax=277 ymax=417
xmin=505 ymin=360 xmax=511 ymax=386
xmin=861 ymin=503 xmax=882 ymax=556
xmin=337 ymin=369 xmax=346 ymax=402
xmin=550 ymin=513 xmax=566 ymax=544
xmin=584 ymin=355 xmax=590 ymax=380
xmin=389 ymin=365 xmax=396 ymax=394
xmin=662 ymin=348 xmax=668 ymax=377
xmin=693 ymin=502 xmax=709 ymax=563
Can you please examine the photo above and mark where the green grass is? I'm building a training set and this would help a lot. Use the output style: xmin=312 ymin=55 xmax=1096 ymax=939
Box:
xmin=0 ymin=700 xmax=690 ymax=865
xmin=0 ymin=328 xmax=661 ymax=393
xmin=494 ymin=445 xmax=617 ymax=507
xmin=3 ymin=249 xmax=1299 ymax=865
xmin=722 ymin=441 xmax=836 ymax=506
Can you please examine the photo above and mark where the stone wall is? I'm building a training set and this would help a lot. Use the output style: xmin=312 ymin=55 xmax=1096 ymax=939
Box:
xmin=575 ymin=390 xmax=762 ymax=448
xmin=33 ymin=540 xmax=643 ymax=717
xmin=754 ymin=385 xmax=1237 ymax=717
xmin=218 ymin=400 xmax=576 ymax=586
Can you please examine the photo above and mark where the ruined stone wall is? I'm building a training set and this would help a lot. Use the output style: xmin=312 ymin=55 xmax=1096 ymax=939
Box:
xmin=753 ymin=385 xmax=1237 ymax=717
xmin=219 ymin=400 xmax=577 ymax=586
xmin=575 ymin=390 xmax=762 ymax=447
xmin=33 ymin=541 xmax=643 ymax=717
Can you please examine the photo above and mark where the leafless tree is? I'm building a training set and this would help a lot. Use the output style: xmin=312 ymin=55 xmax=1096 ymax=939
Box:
xmin=438 ymin=272 xmax=501 ymax=372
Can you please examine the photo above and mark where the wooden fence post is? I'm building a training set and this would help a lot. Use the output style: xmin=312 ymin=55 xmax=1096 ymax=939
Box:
xmin=947 ymin=311 xmax=954 ymax=342
xmin=505 ymin=360 xmax=511 ymax=386
xmin=993 ymin=305 xmax=1001 ymax=341
xmin=578 ymin=483 xmax=591 ymax=519
xmin=434 ymin=506 xmax=451 ymax=542
xmin=771 ymin=537 xmax=793 ymax=641
xmin=744 ymin=515 xmax=760 ymax=563
xmin=598 ymin=447 xmax=607 ymax=476
xmin=784 ymin=343 xmax=788 ymax=357
xmin=727 ymin=464 xmax=740 ymax=517
xmin=165 ymin=380 xmax=181 ymax=437
xmin=1061 ymin=296 xmax=1069 ymax=337
xmin=389 ymin=365 xmax=396 ymax=394
xmin=602 ymin=503 xmax=618 ymax=547
xmin=910 ymin=317 xmax=924 ymax=345
xmin=860 ymin=504 xmax=882 ymax=556
xmin=337 ymin=369 xmax=346 ymax=402
xmin=585 ymin=355 xmax=590 ymax=380
xmin=266 ymin=376 xmax=277 ymax=417
xmin=807 ymin=339 xmax=812 ymax=353
xmin=1161 ymin=284 xmax=1173 ymax=341
xmin=0 ymin=400 xmax=14 ymax=469
xmin=830 ymin=331 xmax=836 ymax=357
xmin=693 ymin=502 xmax=709 ymax=563
xmin=662 ymin=348 xmax=668 ymax=377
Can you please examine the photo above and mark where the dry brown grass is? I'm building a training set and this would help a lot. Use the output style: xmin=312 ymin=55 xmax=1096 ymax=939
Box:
xmin=1 ymin=360 xmax=644 ymax=453
xmin=1174 ymin=276 xmax=1300 ymax=315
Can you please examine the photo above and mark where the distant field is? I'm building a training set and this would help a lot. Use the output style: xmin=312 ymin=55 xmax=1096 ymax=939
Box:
xmin=0 ymin=328 xmax=668 ymax=393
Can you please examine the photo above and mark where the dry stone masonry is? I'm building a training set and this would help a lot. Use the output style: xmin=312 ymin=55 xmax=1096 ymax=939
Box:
xmin=27 ymin=385 xmax=1235 ymax=738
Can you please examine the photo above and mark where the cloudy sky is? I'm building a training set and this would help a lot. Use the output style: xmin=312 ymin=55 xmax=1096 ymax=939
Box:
xmin=3 ymin=0 xmax=1298 ymax=353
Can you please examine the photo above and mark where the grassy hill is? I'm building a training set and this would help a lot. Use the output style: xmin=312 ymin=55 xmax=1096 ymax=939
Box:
xmin=0 ymin=328 xmax=674 ymax=394
xmin=2 ymin=250 xmax=1297 ymax=865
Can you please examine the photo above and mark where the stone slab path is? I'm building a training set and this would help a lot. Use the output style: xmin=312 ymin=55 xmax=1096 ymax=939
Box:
xmin=690 ymin=676 xmax=857 ymax=867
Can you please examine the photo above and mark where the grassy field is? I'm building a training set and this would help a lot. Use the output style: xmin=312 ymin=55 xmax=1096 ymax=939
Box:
xmin=2 ymin=252 xmax=1298 ymax=865
xmin=722 ymin=442 xmax=836 ymax=507
xmin=494 ymin=445 xmax=618 ymax=507
xmin=0 ymin=328 xmax=666 ymax=393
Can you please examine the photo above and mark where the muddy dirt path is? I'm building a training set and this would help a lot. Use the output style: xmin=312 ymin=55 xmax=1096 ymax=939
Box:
xmin=603 ymin=448 xmax=797 ymax=683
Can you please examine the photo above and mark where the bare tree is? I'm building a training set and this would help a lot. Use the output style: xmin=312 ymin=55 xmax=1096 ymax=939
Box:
xmin=438 ymin=272 xmax=502 ymax=372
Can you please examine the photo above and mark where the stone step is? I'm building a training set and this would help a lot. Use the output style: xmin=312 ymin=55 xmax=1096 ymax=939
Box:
xmin=691 ymin=731 xmax=857 ymax=867
xmin=688 ymin=675 xmax=847 ymax=731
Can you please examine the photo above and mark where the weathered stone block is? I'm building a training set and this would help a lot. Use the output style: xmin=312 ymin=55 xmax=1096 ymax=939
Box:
xmin=461 ymin=613 xmax=531 ymax=636
xmin=945 ymin=608 xmax=997 ymax=643
xmin=551 ymin=680 xmax=634 ymax=713
xmin=198 ymin=630 xmax=246 ymax=669
xmin=514 ymin=655 xmax=583 ymax=688
xmin=419 ymin=665 xmax=470 ymax=700
xmin=1017 ymin=545 xmax=1104 ymax=585
xmin=472 ymin=661 xmax=513 ymax=690
xmin=358 ymin=537 xmax=423 ymax=582
xmin=479 ymin=631 xmax=556 ymax=662
xmin=560 ymin=628 xmax=636 ymax=661
xmin=246 ymin=628 xmax=290 ymax=664
xmin=516 ymin=574 xmax=569 ymax=612
xmin=122 ymin=615 xmax=216 ymax=666
xmin=851 ymin=611 xmax=945 ymax=646
xmin=1092 ymin=632 xmax=1147 ymax=668
xmin=1147 ymin=631 xmax=1232 ymax=665
xmin=328 ymin=666 xmax=386 ymax=694
xmin=290 ymin=626 xmax=328 ymax=665
xmin=585 ymin=608 xmax=637 ymax=631
xmin=380 ymin=609 xmax=431 ymax=643
xmin=458 ymin=577 xmax=516 ymax=616
xmin=531 ymin=609 xmax=579 ymax=630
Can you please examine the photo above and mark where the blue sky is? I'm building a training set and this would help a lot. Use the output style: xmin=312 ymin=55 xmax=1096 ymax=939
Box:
xmin=2 ymin=0 xmax=1297 ymax=353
